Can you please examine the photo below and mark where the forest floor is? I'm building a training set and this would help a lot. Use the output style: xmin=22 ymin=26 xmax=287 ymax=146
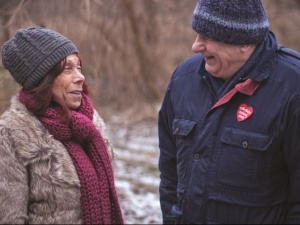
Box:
xmin=107 ymin=117 xmax=162 ymax=224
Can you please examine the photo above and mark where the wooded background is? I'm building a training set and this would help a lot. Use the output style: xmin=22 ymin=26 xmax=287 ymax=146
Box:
xmin=0 ymin=0 xmax=300 ymax=122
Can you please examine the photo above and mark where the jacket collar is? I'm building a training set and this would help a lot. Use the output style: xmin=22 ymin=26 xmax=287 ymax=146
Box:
xmin=209 ymin=78 xmax=260 ymax=111
xmin=246 ymin=31 xmax=278 ymax=83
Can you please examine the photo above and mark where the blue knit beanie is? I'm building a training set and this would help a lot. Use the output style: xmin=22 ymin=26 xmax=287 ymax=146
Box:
xmin=192 ymin=0 xmax=270 ymax=45
xmin=1 ymin=26 xmax=78 ymax=90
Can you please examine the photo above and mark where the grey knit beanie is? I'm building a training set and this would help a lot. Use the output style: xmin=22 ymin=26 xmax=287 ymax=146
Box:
xmin=1 ymin=26 xmax=78 ymax=90
xmin=192 ymin=0 xmax=270 ymax=45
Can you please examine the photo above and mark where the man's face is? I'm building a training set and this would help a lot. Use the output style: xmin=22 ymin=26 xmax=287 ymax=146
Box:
xmin=192 ymin=33 xmax=249 ymax=80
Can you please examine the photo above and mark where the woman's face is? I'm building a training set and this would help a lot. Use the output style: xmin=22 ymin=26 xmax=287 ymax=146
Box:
xmin=52 ymin=54 xmax=85 ymax=109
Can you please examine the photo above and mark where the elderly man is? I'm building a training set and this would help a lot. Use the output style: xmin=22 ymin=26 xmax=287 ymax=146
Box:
xmin=158 ymin=0 xmax=300 ymax=224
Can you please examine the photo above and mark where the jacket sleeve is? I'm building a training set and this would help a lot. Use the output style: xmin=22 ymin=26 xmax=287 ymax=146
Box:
xmin=158 ymin=84 xmax=178 ymax=224
xmin=283 ymin=95 xmax=300 ymax=224
xmin=0 ymin=126 xmax=29 ymax=223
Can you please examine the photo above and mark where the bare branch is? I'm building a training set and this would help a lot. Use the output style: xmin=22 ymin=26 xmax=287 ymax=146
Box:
xmin=85 ymin=0 xmax=91 ymax=23
xmin=4 ymin=0 xmax=31 ymax=29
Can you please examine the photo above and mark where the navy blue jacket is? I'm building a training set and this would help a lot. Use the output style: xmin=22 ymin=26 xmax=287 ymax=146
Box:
xmin=158 ymin=32 xmax=300 ymax=224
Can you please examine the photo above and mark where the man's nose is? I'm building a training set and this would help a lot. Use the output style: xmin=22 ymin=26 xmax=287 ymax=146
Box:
xmin=192 ymin=34 xmax=206 ymax=53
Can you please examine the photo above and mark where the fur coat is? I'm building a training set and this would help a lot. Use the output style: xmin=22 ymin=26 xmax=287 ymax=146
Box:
xmin=0 ymin=95 xmax=114 ymax=224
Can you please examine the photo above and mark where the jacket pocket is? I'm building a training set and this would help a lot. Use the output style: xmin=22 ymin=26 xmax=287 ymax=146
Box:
xmin=217 ymin=127 xmax=273 ymax=190
xmin=172 ymin=118 xmax=197 ymax=152
xmin=172 ymin=118 xmax=197 ymax=137
xmin=172 ymin=117 xmax=197 ymax=162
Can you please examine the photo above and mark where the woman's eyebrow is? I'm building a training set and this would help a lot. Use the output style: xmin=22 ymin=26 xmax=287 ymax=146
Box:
xmin=66 ymin=59 xmax=80 ymax=65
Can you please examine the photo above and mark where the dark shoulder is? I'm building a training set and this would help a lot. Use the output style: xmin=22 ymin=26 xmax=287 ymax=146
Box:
xmin=276 ymin=46 xmax=300 ymax=71
xmin=171 ymin=53 xmax=203 ymax=80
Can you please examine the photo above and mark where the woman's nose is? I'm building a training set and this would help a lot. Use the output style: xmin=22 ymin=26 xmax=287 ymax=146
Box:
xmin=74 ymin=69 xmax=85 ymax=83
xmin=192 ymin=34 xmax=206 ymax=53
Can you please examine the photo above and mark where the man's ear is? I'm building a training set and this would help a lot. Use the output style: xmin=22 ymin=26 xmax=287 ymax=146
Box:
xmin=240 ymin=44 xmax=257 ymax=53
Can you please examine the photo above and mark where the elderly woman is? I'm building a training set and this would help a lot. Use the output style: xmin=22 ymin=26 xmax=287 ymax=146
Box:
xmin=0 ymin=27 xmax=123 ymax=224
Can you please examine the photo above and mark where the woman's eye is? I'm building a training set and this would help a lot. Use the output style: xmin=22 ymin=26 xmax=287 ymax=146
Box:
xmin=63 ymin=64 xmax=82 ymax=73
xmin=64 ymin=66 xmax=72 ymax=71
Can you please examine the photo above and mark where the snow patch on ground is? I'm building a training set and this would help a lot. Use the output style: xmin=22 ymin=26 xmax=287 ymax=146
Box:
xmin=107 ymin=121 xmax=162 ymax=224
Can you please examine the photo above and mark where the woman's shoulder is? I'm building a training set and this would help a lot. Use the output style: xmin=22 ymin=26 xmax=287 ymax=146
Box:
xmin=93 ymin=109 xmax=107 ymax=134
xmin=0 ymin=96 xmax=52 ymax=158
xmin=0 ymin=96 xmax=74 ymax=169
xmin=93 ymin=109 xmax=115 ymax=161
xmin=0 ymin=95 xmax=42 ymax=133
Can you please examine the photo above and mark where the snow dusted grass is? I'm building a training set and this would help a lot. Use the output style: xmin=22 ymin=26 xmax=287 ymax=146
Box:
xmin=107 ymin=121 xmax=162 ymax=224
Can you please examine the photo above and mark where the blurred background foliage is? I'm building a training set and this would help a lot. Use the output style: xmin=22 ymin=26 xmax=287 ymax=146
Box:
xmin=0 ymin=0 xmax=300 ymax=122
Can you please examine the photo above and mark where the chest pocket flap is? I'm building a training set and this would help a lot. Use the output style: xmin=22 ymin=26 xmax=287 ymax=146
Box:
xmin=221 ymin=127 xmax=273 ymax=151
xmin=172 ymin=118 xmax=197 ymax=137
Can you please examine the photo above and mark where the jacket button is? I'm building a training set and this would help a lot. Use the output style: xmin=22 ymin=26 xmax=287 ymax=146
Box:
xmin=242 ymin=141 xmax=248 ymax=148
xmin=194 ymin=153 xmax=200 ymax=160
xmin=174 ymin=127 xmax=179 ymax=134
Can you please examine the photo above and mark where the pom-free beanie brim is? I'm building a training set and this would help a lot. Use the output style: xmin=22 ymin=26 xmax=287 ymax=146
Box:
xmin=25 ymin=41 xmax=78 ymax=90
xmin=192 ymin=0 xmax=270 ymax=45
xmin=1 ymin=27 xmax=78 ymax=90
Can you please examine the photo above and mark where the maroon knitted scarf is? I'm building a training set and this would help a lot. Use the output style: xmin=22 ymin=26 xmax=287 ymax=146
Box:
xmin=19 ymin=89 xmax=123 ymax=224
